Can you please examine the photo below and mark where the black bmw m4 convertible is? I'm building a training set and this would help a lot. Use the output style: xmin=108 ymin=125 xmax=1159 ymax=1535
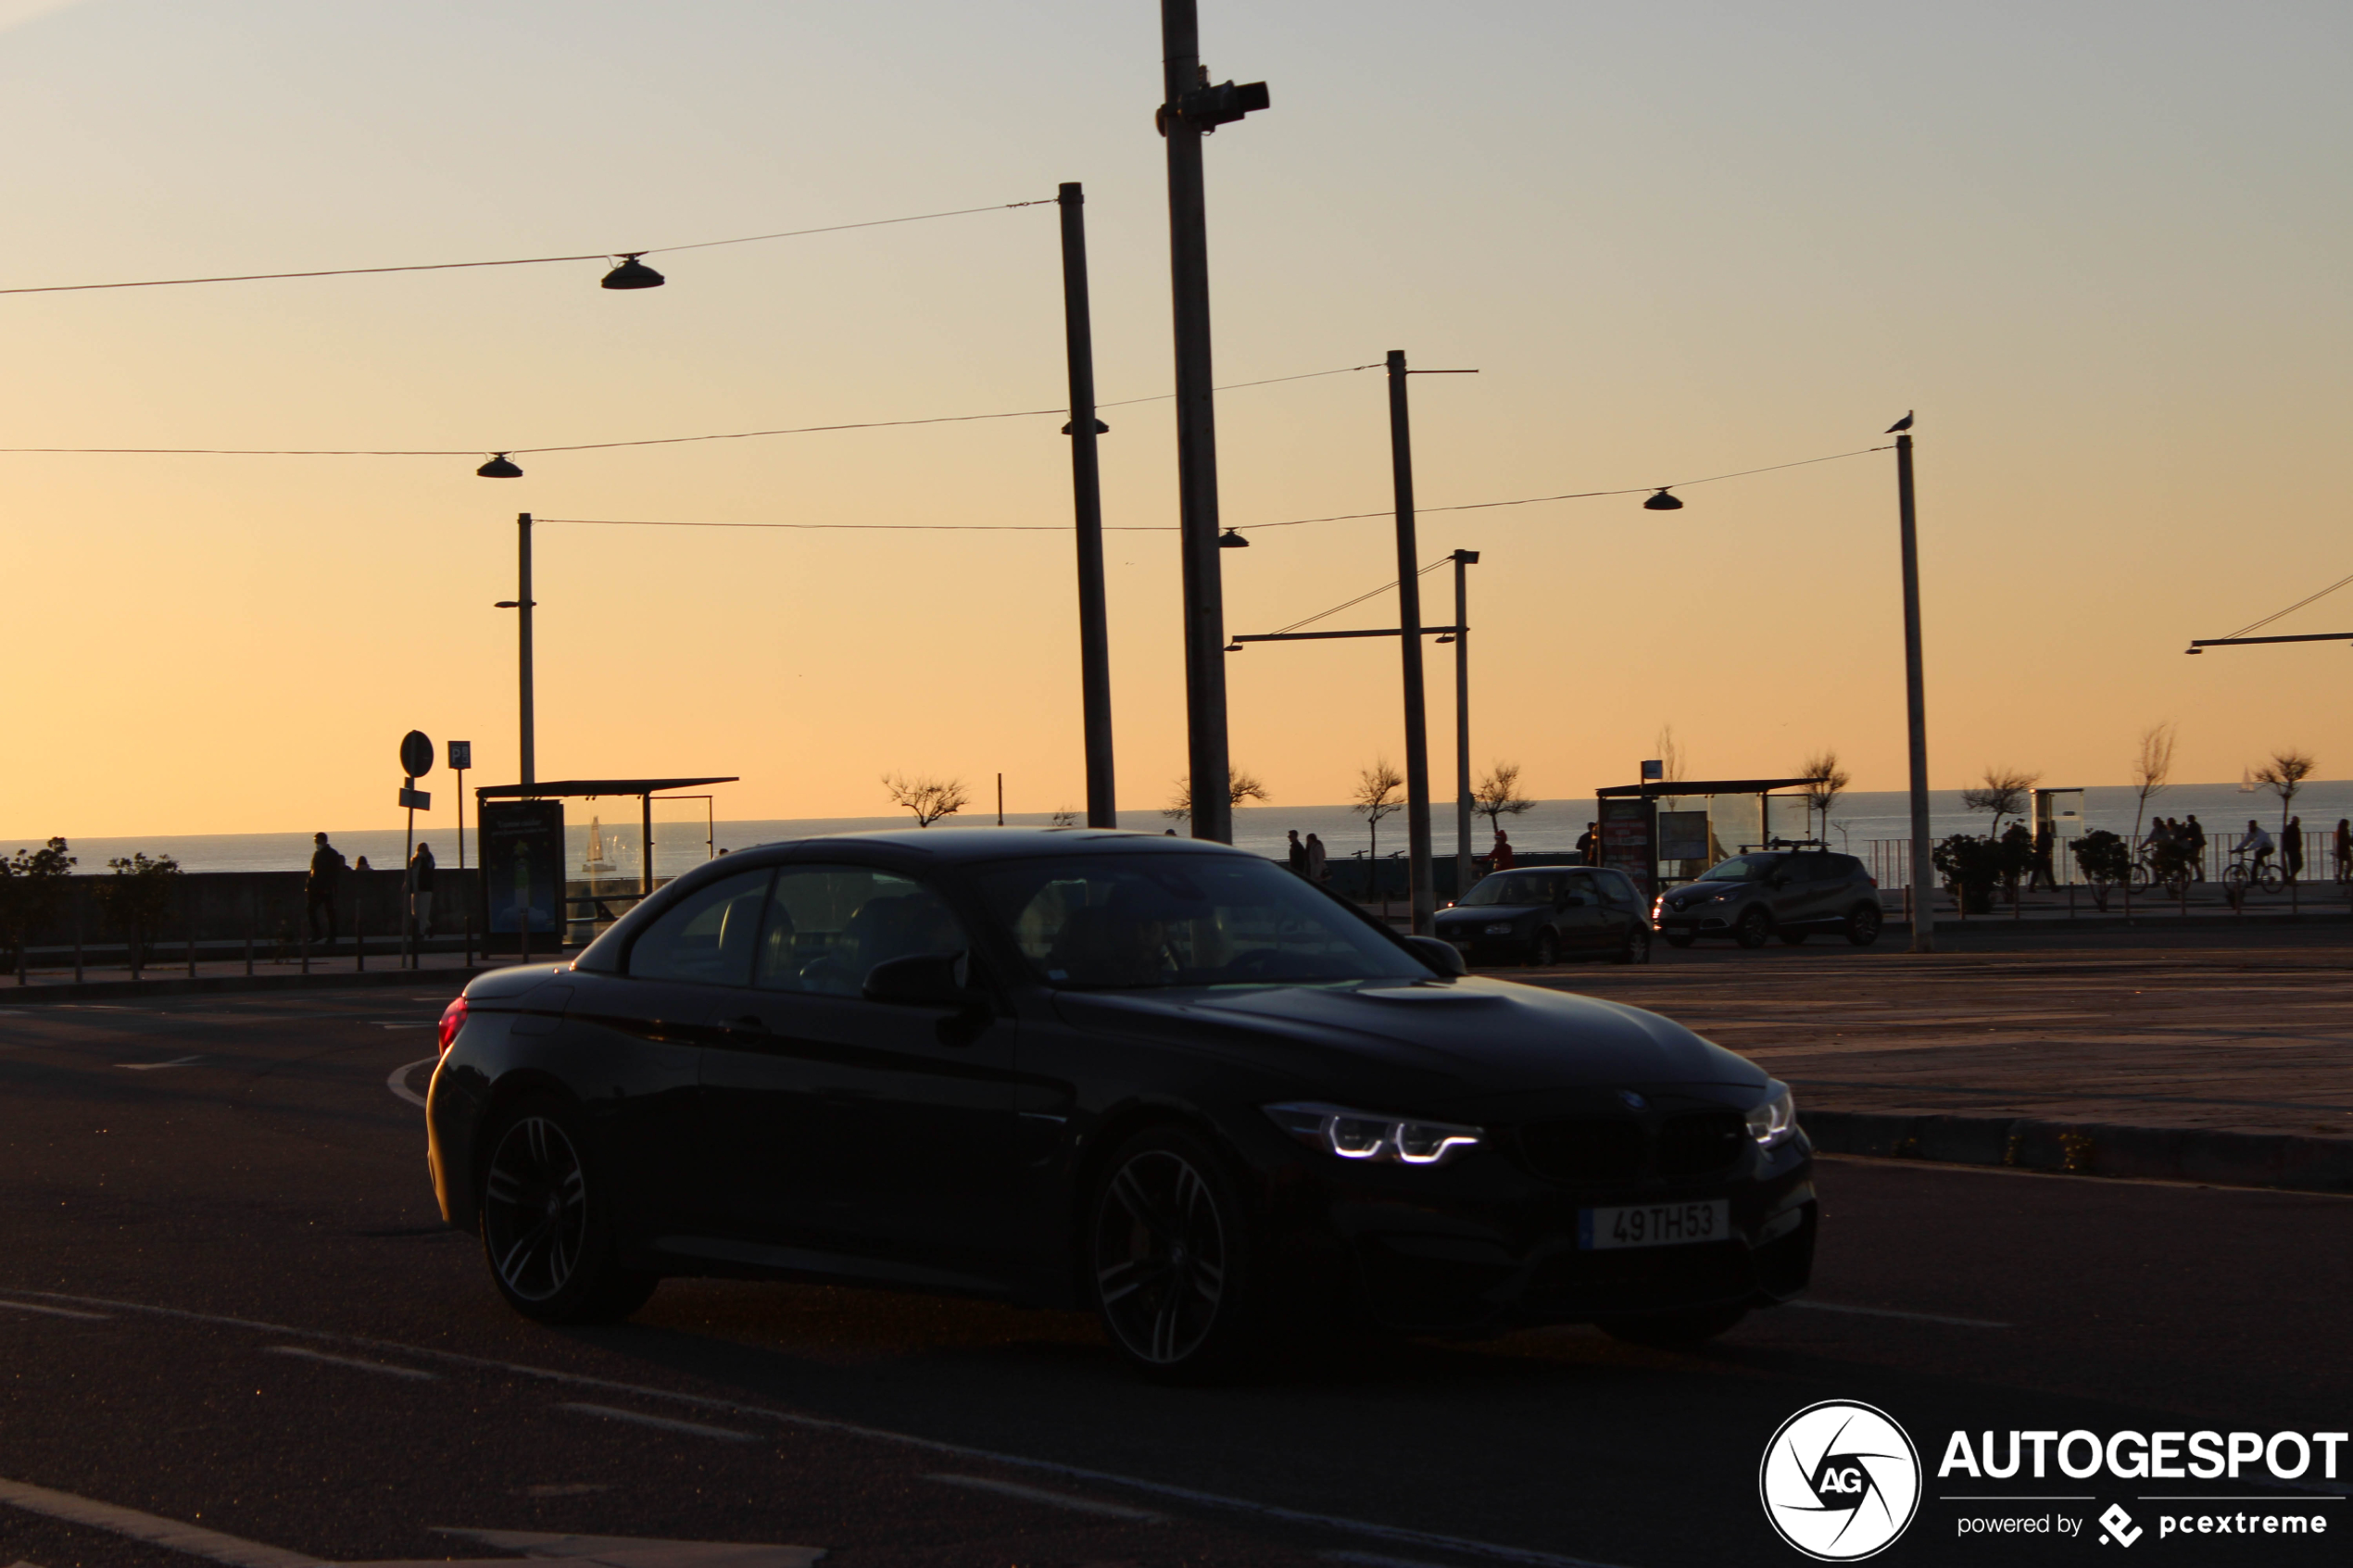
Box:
xmin=426 ymin=829 xmax=1815 ymax=1380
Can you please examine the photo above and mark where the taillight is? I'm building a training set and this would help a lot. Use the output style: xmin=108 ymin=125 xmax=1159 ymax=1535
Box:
xmin=436 ymin=995 xmax=470 ymax=1056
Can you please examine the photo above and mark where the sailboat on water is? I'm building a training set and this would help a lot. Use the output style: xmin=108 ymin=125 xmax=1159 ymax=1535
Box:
xmin=582 ymin=816 xmax=618 ymax=876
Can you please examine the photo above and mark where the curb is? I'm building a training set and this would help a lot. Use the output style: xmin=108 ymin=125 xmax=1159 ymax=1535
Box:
xmin=0 ymin=967 xmax=497 ymax=1006
xmin=1804 ymin=1110 xmax=2353 ymax=1196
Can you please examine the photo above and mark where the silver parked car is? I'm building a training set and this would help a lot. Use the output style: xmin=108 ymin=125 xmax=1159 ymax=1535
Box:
xmin=1652 ymin=851 xmax=1883 ymax=949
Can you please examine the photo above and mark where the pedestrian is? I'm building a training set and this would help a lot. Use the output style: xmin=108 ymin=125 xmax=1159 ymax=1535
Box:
xmin=1491 ymin=829 xmax=1516 ymax=872
xmin=2027 ymin=820 xmax=2057 ymax=891
xmin=305 ymin=832 xmax=345 ymax=945
xmin=1287 ymin=829 xmax=1308 ymax=877
xmin=2335 ymin=819 xmax=2351 ymax=885
xmin=1303 ymin=832 xmax=1328 ymax=885
xmin=2235 ymin=819 xmax=2274 ymax=877
xmin=2284 ymin=816 xmax=2304 ymax=884
xmin=2183 ymin=814 xmax=2207 ymax=881
xmin=409 ymin=841 xmax=437 ymax=938
xmin=1575 ymin=822 xmax=1598 ymax=865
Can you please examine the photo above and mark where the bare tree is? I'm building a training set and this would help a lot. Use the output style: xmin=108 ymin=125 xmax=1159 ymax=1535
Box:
xmin=882 ymin=772 xmax=969 ymax=829
xmin=1472 ymin=759 xmax=1536 ymax=837
xmin=1655 ymin=725 xmax=1687 ymax=784
xmin=1162 ymin=767 xmax=1270 ymax=822
xmin=1960 ymin=765 xmax=2040 ymax=842
xmin=1353 ymin=759 xmax=1405 ymax=914
xmin=2130 ymin=721 xmax=2176 ymax=848
xmin=2253 ymin=747 xmax=2317 ymax=835
xmin=1797 ymin=750 xmax=1850 ymax=844
xmin=1048 ymin=805 xmax=1078 ymax=828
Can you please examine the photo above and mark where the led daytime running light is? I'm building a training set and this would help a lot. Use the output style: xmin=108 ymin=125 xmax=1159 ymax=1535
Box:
xmin=1746 ymin=1082 xmax=1796 ymax=1148
xmin=1265 ymin=1102 xmax=1484 ymax=1167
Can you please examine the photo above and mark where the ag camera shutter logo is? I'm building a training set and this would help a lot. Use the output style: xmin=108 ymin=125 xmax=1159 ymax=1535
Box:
xmin=1760 ymin=1400 xmax=1922 ymax=1561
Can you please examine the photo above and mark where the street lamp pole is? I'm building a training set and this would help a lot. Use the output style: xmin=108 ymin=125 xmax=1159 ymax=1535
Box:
xmin=1057 ymin=182 xmax=1116 ymax=828
xmin=1387 ymin=351 xmax=1435 ymax=935
xmin=517 ymin=511 xmax=535 ymax=790
xmin=1894 ymin=433 xmax=1933 ymax=952
xmin=1451 ymin=549 xmax=1479 ymax=897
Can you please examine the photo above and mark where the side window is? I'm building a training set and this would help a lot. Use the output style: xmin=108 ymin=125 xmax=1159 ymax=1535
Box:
xmin=1595 ymin=872 xmax=1638 ymax=911
xmin=756 ymin=866 xmax=970 ymax=996
xmin=626 ymin=870 xmax=772 ymax=985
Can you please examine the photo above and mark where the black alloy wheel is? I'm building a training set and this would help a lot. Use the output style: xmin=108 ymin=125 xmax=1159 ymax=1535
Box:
xmin=1734 ymin=906 xmax=1774 ymax=949
xmin=1531 ymin=928 xmax=1562 ymax=966
xmin=1089 ymin=1127 xmax=1261 ymax=1382
xmin=478 ymin=1097 xmax=657 ymax=1324
xmin=1597 ymin=1302 xmax=1749 ymax=1347
xmin=1845 ymin=904 xmax=1884 ymax=947
xmin=1616 ymin=922 xmax=1653 ymax=965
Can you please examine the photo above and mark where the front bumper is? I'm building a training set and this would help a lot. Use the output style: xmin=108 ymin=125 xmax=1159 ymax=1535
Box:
xmin=1268 ymin=1142 xmax=1817 ymax=1332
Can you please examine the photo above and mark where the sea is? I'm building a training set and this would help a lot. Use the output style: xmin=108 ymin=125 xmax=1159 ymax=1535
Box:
xmin=17 ymin=781 xmax=2347 ymax=878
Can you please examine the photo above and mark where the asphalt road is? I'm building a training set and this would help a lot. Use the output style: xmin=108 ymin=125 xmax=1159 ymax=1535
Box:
xmin=1 ymin=985 xmax=2347 ymax=1568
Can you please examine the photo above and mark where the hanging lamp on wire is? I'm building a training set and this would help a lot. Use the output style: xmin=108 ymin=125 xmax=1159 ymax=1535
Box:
xmin=1642 ymin=487 xmax=1683 ymax=510
xmin=1218 ymin=528 xmax=1251 ymax=547
xmin=477 ymin=453 xmax=523 ymax=479
xmin=599 ymin=253 xmax=666 ymax=290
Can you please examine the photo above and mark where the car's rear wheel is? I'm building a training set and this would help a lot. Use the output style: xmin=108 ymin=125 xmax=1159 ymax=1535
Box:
xmin=1615 ymin=923 xmax=1652 ymax=965
xmin=478 ymin=1095 xmax=657 ymax=1324
xmin=1597 ymin=1303 xmax=1748 ymax=1348
xmin=1088 ymin=1127 xmax=1264 ymax=1383
xmin=1778 ymin=930 xmax=1808 ymax=946
xmin=1734 ymin=907 xmax=1773 ymax=949
xmin=1845 ymin=904 xmax=1884 ymax=947
xmin=1530 ymin=928 xmax=1561 ymax=966
xmin=1663 ymin=934 xmax=1696 ymax=948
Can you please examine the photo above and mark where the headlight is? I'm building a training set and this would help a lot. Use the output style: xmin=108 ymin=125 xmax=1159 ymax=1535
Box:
xmin=1481 ymin=922 xmax=1514 ymax=935
xmin=1265 ymin=1102 xmax=1483 ymax=1167
xmin=1746 ymin=1081 xmax=1796 ymax=1148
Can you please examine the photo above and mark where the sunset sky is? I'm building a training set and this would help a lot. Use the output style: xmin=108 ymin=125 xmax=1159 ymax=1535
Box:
xmin=4 ymin=1 xmax=2347 ymax=839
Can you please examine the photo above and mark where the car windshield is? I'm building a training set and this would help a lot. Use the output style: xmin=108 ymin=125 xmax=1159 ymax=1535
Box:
xmin=1698 ymin=855 xmax=1783 ymax=882
xmin=1457 ymin=871 xmax=1564 ymax=907
xmin=979 ymin=852 xmax=1432 ymax=989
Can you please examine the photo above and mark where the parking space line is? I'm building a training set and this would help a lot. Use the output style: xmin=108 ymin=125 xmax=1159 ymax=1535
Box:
xmin=14 ymin=1287 xmax=1626 ymax=1568
xmin=114 ymin=1055 xmax=204 ymax=1072
xmin=0 ymin=1300 xmax=109 ymax=1321
xmin=559 ymin=1403 xmax=760 ymax=1442
xmin=0 ymin=1476 xmax=325 ymax=1568
xmin=263 ymin=1346 xmax=437 ymax=1380
xmin=385 ymin=1057 xmax=434 ymax=1109
xmin=925 ymin=1474 xmax=1164 ymax=1521
xmin=1792 ymin=1299 xmax=2010 ymax=1329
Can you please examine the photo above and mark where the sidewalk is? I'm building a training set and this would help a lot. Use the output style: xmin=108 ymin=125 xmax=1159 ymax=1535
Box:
xmin=0 ymin=942 xmax=542 ymax=1003
xmin=1549 ymin=938 xmax=2353 ymax=1194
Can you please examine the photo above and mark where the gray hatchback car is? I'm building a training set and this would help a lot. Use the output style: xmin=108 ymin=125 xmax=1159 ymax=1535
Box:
xmin=1651 ymin=850 xmax=1883 ymax=949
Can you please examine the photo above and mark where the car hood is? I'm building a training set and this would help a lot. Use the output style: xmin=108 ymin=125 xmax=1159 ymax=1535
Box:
xmin=1054 ymin=976 xmax=1766 ymax=1110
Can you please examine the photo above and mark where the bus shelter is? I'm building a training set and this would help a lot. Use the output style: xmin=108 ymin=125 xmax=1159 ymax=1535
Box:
xmin=473 ymin=774 xmax=736 ymax=953
xmin=1594 ymin=776 xmax=1817 ymax=898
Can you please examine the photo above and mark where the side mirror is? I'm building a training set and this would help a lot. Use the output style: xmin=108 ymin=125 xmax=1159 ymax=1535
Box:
xmin=862 ymin=951 xmax=984 ymax=1009
xmin=1403 ymin=935 xmax=1467 ymax=977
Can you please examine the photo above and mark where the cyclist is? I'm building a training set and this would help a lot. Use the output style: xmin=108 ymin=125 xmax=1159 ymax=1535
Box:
xmin=2234 ymin=819 xmax=2276 ymax=880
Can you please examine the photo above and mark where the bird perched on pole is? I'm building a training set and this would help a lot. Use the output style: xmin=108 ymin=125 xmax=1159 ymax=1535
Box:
xmin=1885 ymin=410 xmax=1914 ymax=433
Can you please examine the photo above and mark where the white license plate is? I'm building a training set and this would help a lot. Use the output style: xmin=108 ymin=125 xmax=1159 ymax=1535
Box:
xmin=1579 ymin=1199 xmax=1730 ymax=1250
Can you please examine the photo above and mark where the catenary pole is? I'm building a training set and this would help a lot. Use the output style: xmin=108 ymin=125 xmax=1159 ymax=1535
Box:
xmin=1387 ymin=351 xmax=1435 ymax=935
xmin=1453 ymin=549 xmax=1478 ymax=897
xmin=1895 ymin=433 xmax=1935 ymax=952
xmin=517 ymin=511 xmax=535 ymax=790
xmin=1058 ymin=182 xmax=1117 ymax=828
xmin=1161 ymin=0 xmax=1233 ymax=843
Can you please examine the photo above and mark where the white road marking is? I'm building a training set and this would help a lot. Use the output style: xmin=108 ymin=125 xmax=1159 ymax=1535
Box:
xmin=1792 ymin=1299 xmax=2011 ymax=1329
xmin=925 ymin=1473 xmax=1164 ymax=1521
xmin=386 ymin=1057 xmax=434 ymax=1109
xmin=0 ymin=1475 xmax=823 ymax=1568
xmin=560 ymin=1403 xmax=760 ymax=1443
xmin=13 ymin=1287 xmax=1628 ymax=1568
xmin=264 ymin=1345 xmax=437 ymax=1381
xmin=0 ymin=1299 xmax=109 ymax=1321
xmin=369 ymin=1022 xmax=434 ymax=1030
xmin=1325 ymin=1552 xmax=1463 ymax=1568
xmin=114 ymin=1055 xmax=203 ymax=1072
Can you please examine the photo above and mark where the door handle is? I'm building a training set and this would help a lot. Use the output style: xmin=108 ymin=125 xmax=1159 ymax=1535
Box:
xmin=716 ymin=1013 xmax=772 ymax=1037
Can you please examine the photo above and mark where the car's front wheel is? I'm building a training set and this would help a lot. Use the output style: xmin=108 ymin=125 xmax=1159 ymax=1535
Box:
xmin=478 ymin=1095 xmax=658 ymax=1324
xmin=1089 ymin=1126 xmax=1263 ymax=1383
xmin=1846 ymin=904 xmax=1884 ymax=947
xmin=1597 ymin=1303 xmax=1748 ymax=1348
xmin=1615 ymin=923 xmax=1652 ymax=964
xmin=1734 ymin=907 xmax=1773 ymax=949
xmin=1530 ymin=928 xmax=1561 ymax=966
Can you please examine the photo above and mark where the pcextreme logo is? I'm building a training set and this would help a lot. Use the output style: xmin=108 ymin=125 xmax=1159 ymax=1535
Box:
xmin=1760 ymin=1400 xmax=1923 ymax=1561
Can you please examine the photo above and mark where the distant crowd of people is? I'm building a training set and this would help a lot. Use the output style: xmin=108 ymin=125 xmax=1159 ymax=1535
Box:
xmin=302 ymin=831 xmax=438 ymax=945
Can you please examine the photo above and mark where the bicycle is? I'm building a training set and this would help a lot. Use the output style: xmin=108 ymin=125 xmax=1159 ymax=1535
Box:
xmin=2131 ymin=845 xmax=2192 ymax=897
xmin=2223 ymin=853 xmax=2283 ymax=896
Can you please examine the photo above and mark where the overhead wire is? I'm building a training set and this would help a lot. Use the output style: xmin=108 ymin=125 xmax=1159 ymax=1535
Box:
xmin=0 ymin=200 xmax=1052 ymax=296
xmin=2216 ymin=569 xmax=2353 ymax=641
